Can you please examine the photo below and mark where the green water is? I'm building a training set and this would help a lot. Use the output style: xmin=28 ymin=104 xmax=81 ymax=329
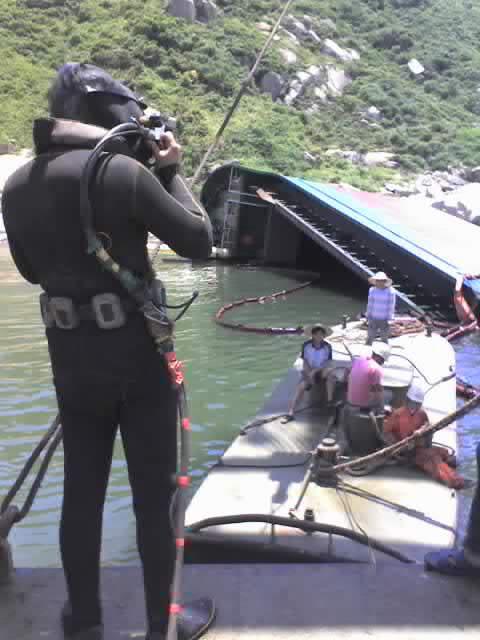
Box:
xmin=0 ymin=249 xmax=478 ymax=567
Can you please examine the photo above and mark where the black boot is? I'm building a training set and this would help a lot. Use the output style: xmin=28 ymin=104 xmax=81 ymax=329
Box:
xmin=147 ymin=598 xmax=216 ymax=640
xmin=61 ymin=603 xmax=103 ymax=639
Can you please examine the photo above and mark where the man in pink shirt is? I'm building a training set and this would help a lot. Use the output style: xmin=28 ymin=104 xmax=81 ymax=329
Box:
xmin=344 ymin=342 xmax=390 ymax=454
xmin=347 ymin=342 xmax=390 ymax=410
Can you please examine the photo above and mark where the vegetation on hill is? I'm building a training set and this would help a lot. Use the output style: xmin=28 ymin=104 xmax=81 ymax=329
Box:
xmin=1 ymin=0 xmax=480 ymax=189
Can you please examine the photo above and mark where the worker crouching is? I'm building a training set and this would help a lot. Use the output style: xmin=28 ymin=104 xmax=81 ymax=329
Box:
xmin=384 ymin=384 xmax=465 ymax=489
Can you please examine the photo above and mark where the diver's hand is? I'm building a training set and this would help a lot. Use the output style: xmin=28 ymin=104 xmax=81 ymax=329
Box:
xmin=148 ymin=132 xmax=182 ymax=169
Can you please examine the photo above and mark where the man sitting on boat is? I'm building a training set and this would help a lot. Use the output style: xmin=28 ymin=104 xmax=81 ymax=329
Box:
xmin=384 ymin=383 xmax=464 ymax=489
xmin=366 ymin=271 xmax=396 ymax=345
xmin=283 ymin=324 xmax=342 ymax=423
xmin=343 ymin=342 xmax=390 ymax=454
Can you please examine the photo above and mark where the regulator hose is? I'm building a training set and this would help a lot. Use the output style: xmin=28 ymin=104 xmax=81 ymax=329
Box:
xmin=187 ymin=514 xmax=413 ymax=564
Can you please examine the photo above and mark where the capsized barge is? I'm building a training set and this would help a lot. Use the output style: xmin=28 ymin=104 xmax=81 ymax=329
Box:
xmin=202 ymin=164 xmax=480 ymax=320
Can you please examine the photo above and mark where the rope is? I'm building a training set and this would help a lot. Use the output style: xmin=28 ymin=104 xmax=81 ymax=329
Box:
xmin=215 ymin=279 xmax=317 ymax=334
xmin=0 ymin=415 xmax=62 ymax=527
xmin=331 ymin=393 xmax=480 ymax=475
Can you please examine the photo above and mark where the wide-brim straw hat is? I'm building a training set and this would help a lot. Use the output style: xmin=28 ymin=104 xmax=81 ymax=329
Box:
xmin=368 ymin=271 xmax=393 ymax=287
xmin=303 ymin=323 xmax=333 ymax=338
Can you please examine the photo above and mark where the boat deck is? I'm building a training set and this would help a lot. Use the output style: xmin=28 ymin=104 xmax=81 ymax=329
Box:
xmin=187 ymin=323 xmax=459 ymax=563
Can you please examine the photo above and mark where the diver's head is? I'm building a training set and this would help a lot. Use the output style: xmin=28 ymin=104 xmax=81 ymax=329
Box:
xmin=47 ymin=63 xmax=146 ymax=128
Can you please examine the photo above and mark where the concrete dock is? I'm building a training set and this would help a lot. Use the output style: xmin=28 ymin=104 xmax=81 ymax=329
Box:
xmin=0 ymin=564 xmax=479 ymax=639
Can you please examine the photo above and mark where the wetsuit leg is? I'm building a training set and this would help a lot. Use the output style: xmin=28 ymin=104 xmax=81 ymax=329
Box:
xmin=55 ymin=372 xmax=120 ymax=632
xmin=120 ymin=358 xmax=177 ymax=636
xmin=465 ymin=442 xmax=480 ymax=555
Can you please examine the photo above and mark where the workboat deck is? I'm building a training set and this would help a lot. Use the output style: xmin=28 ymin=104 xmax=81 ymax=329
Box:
xmin=187 ymin=321 xmax=458 ymax=563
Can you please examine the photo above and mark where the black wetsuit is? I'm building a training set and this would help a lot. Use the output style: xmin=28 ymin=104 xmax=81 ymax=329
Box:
xmin=1 ymin=120 xmax=212 ymax=635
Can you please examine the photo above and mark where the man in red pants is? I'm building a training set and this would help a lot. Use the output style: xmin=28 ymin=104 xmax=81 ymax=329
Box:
xmin=384 ymin=384 xmax=464 ymax=489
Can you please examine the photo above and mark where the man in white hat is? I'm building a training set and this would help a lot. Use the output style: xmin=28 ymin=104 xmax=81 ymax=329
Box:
xmin=384 ymin=383 xmax=464 ymax=489
xmin=366 ymin=271 xmax=396 ymax=345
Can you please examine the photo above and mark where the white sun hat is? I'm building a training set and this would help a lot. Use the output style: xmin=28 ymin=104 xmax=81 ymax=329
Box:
xmin=371 ymin=342 xmax=391 ymax=362
xmin=368 ymin=271 xmax=393 ymax=287
xmin=406 ymin=383 xmax=425 ymax=404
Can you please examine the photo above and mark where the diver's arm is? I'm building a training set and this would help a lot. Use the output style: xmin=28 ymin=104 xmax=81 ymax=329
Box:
xmin=132 ymin=162 xmax=213 ymax=259
xmin=1 ymin=189 xmax=39 ymax=283
xmin=5 ymin=241 xmax=39 ymax=284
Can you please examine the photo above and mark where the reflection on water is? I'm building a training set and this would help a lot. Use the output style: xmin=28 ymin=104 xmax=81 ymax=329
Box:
xmin=0 ymin=247 xmax=478 ymax=566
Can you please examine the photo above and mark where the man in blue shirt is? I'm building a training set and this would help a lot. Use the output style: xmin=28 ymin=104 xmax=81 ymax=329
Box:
xmin=283 ymin=324 xmax=335 ymax=422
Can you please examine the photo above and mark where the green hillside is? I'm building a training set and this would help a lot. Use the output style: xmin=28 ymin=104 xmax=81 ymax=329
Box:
xmin=1 ymin=0 xmax=480 ymax=189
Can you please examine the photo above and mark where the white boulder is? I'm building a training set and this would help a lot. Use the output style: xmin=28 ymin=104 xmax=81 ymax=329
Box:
xmin=408 ymin=58 xmax=425 ymax=76
xmin=365 ymin=106 xmax=382 ymax=121
xmin=323 ymin=39 xmax=360 ymax=63
xmin=282 ymin=30 xmax=299 ymax=45
xmin=325 ymin=66 xmax=352 ymax=97
xmin=307 ymin=30 xmax=322 ymax=44
xmin=256 ymin=22 xmax=271 ymax=32
xmin=362 ymin=152 xmax=398 ymax=168
xmin=313 ymin=86 xmax=328 ymax=103
xmin=279 ymin=48 xmax=298 ymax=65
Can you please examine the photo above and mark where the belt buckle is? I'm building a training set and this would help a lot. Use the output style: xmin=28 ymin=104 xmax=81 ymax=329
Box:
xmin=91 ymin=293 xmax=127 ymax=329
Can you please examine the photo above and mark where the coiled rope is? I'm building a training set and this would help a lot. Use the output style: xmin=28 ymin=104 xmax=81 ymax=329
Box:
xmin=215 ymin=279 xmax=317 ymax=334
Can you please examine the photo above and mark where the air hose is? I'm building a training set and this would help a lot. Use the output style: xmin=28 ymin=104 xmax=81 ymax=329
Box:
xmin=186 ymin=514 xmax=413 ymax=564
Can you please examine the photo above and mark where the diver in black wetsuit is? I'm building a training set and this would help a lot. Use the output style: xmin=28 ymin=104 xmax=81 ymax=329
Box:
xmin=1 ymin=63 xmax=215 ymax=640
